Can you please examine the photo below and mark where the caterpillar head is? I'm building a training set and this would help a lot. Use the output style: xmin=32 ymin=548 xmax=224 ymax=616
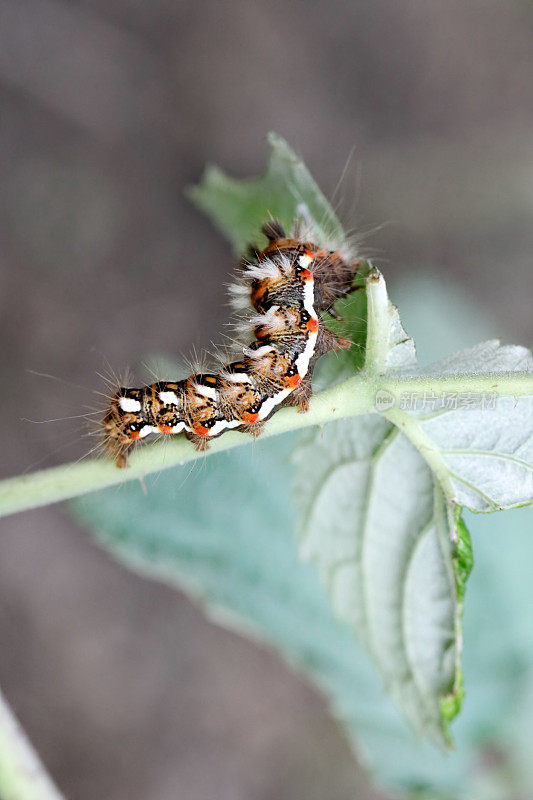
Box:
xmin=255 ymin=223 xmax=360 ymax=314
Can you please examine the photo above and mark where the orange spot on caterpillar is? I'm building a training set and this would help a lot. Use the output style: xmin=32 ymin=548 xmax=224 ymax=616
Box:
xmin=130 ymin=431 xmax=140 ymax=441
xmin=251 ymin=285 xmax=267 ymax=305
xmin=300 ymin=269 xmax=313 ymax=281
xmin=242 ymin=411 xmax=259 ymax=424
xmin=286 ymin=373 xmax=302 ymax=389
xmin=194 ymin=424 xmax=210 ymax=436
xmin=159 ymin=424 xmax=172 ymax=434
xmin=306 ymin=318 xmax=319 ymax=332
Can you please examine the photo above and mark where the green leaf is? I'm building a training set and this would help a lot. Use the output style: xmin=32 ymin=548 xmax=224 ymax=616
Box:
xmin=187 ymin=132 xmax=348 ymax=255
xmin=293 ymin=416 xmax=466 ymax=745
xmin=386 ymin=341 xmax=533 ymax=512
xmin=376 ymin=274 xmax=533 ymax=795
xmin=293 ymin=269 xmax=529 ymax=743
xmin=71 ymin=436 xmax=529 ymax=797
xmin=71 ymin=435 xmax=474 ymax=795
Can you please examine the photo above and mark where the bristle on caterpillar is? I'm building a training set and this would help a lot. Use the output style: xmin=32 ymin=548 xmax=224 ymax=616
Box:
xmin=101 ymin=220 xmax=359 ymax=467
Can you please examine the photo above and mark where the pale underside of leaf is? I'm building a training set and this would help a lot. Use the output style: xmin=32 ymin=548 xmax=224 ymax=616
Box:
xmin=71 ymin=435 xmax=474 ymax=795
xmin=293 ymin=416 xmax=458 ymax=744
xmin=387 ymin=342 xmax=533 ymax=512
xmin=416 ymin=339 xmax=533 ymax=376
xmin=418 ymin=396 xmax=533 ymax=511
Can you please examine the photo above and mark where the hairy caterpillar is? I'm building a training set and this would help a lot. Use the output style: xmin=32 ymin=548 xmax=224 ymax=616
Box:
xmin=102 ymin=220 xmax=359 ymax=468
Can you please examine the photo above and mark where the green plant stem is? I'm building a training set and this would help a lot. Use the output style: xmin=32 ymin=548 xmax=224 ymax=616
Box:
xmin=0 ymin=372 xmax=531 ymax=519
xmin=383 ymin=405 xmax=456 ymax=499
xmin=381 ymin=374 xmax=533 ymax=397
xmin=0 ymin=689 xmax=65 ymax=800
xmin=364 ymin=269 xmax=391 ymax=373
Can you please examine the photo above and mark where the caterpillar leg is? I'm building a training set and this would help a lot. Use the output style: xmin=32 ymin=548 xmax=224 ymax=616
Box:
xmin=316 ymin=326 xmax=352 ymax=356
xmin=283 ymin=373 xmax=313 ymax=414
xmin=103 ymin=435 xmax=134 ymax=468
xmin=243 ymin=422 xmax=265 ymax=439
xmin=185 ymin=432 xmax=211 ymax=451
xmin=113 ymin=445 xmax=133 ymax=469
xmin=235 ymin=422 xmax=265 ymax=439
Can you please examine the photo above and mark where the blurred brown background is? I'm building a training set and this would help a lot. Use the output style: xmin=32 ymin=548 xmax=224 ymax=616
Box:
xmin=0 ymin=1 xmax=532 ymax=798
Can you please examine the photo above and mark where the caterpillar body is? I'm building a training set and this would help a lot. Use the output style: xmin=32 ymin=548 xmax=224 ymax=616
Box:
xmin=103 ymin=220 xmax=359 ymax=468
